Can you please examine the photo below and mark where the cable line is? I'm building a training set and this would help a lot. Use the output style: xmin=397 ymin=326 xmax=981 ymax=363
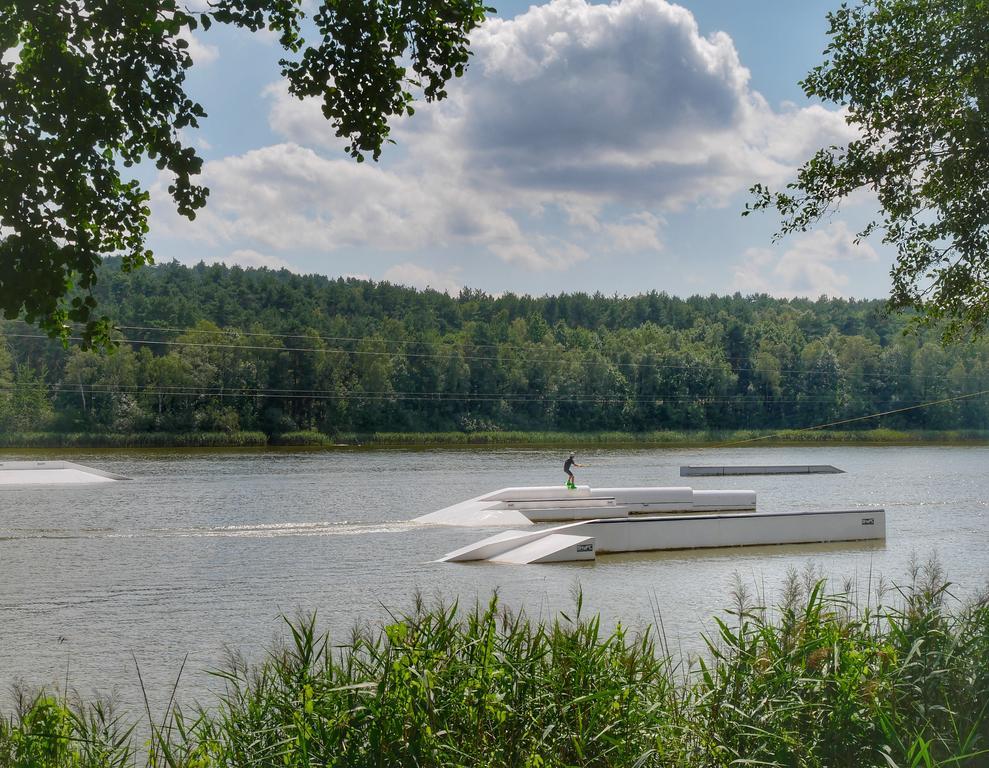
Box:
xmin=720 ymin=388 xmax=989 ymax=446
xmin=11 ymin=383 xmax=889 ymax=405
xmin=112 ymin=326 xmax=987 ymax=382
xmin=6 ymin=331 xmax=987 ymax=385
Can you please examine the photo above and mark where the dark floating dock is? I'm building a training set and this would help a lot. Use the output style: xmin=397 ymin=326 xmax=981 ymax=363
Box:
xmin=680 ymin=465 xmax=845 ymax=477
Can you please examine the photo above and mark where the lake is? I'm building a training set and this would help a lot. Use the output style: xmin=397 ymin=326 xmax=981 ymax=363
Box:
xmin=1 ymin=445 xmax=987 ymax=715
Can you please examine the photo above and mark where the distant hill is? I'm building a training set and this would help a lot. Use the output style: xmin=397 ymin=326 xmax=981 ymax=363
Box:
xmin=1 ymin=258 xmax=986 ymax=437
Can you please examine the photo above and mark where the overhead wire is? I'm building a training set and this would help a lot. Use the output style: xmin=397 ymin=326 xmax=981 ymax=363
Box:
xmin=719 ymin=388 xmax=989 ymax=446
xmin=5 ymin=326 xmax=988 ymax=428
xmin=113 ymin=325 xmax=986 ymax=381
xmin=6 ymin=383 xmax=893 ymax=405
xmin=6 ymin=330 xmax=988 ymax=385
xmin=116 ymin=325 xmax=983 ymax=381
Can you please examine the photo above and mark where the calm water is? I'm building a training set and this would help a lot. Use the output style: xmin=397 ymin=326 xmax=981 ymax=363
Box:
xmin=1 ymin=446 xmax=987 ymax=714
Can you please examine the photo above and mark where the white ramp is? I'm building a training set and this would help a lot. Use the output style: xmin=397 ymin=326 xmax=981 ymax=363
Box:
xmin=491 ymin=534 xmax=595 ymax=564
xmin=439 ymin=526 xmax=595 ymax=564
xmin=413 ymin=486 xmax=597 ymax=526
xmin=0 ymin=461 xmax=129 ymax=487
xmin=439 ymin=509 xmax=886 ymax=564
xmin=412 ymin=494 xmax=534 ymax=527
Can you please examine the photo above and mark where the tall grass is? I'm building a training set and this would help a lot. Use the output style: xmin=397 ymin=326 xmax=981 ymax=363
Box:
xmin=2 ymin=566 xmax=987 ymax=767
xmin=0 ymin=432 xmax=268 ymax=449
xmin=694 ymin=559 xmax=989 ymax=767
xmin=268 ymin=430 xmax=341 ymax=447
xmin=338 ymin=428 xmax=989 ymax=447
xmin=0 ymin=429 xmax=987 ymax=449
xmin=0 ymin=692 xmax=134 ymax=768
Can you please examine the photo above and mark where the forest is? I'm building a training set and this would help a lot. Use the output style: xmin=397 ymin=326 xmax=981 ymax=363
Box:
xmin=1 ymin=258 xmax=987 ymax=440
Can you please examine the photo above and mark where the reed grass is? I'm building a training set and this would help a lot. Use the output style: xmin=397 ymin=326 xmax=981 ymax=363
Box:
xmin=0 ymin=431 xmax=268 ymax=449
xmin=338 ymin=428 xmax=989 ymax=447
xmin=268 ymin=430 xmax=341 ymax=447
xmin=2 ymin=563 xmax=987 ymax=767
xmin=0 ymin=692 xmax=135 ymax=768
xmin=338 ymin=429 xmax=724 ymax=445
xmin=0 ymin=429 xmax=986 ymax=450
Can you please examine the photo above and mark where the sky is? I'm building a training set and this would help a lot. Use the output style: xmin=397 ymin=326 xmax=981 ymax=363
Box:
xmin=146 ymin=0 xmax=892 ymax=300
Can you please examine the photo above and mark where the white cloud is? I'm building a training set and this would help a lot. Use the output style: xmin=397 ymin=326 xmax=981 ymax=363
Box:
xmin=258 ymin=0 xmax=854 ymax=205
xmin=383 ymin=262 xmax=462 ymax=294
xmin=194 ymin=249 xmax=300 ymax=272
xmin=446 ymin=0 xmax=855 ymax=208
xmin=603 ymin=213 xmax=665 ymax=252
xmin=2 ymin=45 xmax=21 ymax=65
xmin=225 ymin=249 xmax=298 ymax=271
xmin=265 ymin=83 xmax=350 ymax=153
xmin=151 ymin=142 xmax=529 ymax=256
xmin=731 ymin=222 xmax=879 ymax=298
xmin=179 ymin=31 xmax=219 ymax=65
xmin=178 ymin=128 xmax=213 ymax=153
xmin=154 ymin=0 xmax=858 ymax=278
xmin=490 ymin=238 xmax=590 ymax=271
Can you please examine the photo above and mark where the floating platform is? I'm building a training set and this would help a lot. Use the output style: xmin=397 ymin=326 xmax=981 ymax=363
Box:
xmin=439 ymin=509 xmax=886 ymax=564
xmin=0 ymin=461 xmax=129 ymax=487
xmin=413 ymin=485 xmax=756 ymax=526
xmin=680 ymin=465 xmax=844 ymax=477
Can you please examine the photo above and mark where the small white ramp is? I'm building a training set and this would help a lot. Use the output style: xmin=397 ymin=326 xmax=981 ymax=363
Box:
xmin=0 ymin=461 xmax=129 ymax=487
xmin=491 ymin=534 xmax=595 ymax=564
xmin=412 ymin=495 xmax=533 ymax=527
xmin=413 ymin=485 xmax=594 ymax=527
xmin=438 ymin=523 xmax=595 ymax=563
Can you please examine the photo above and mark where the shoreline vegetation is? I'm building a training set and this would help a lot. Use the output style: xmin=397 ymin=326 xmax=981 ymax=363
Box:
xmin=0 ymin=428 xmax=987 ymax=450
xmin=2 ymin=563 xmax=987 ymax=767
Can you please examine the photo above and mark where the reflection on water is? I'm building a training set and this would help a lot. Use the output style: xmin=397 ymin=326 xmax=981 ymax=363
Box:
xmin=0 ymin=445 xmax=986 ymax=713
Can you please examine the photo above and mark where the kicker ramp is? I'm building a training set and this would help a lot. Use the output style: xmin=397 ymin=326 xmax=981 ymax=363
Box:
xmin=438 ymin=509 xmax=886 ymax=564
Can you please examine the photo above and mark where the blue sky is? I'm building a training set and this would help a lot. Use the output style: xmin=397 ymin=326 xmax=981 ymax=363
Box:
xmin=148 ymin=0 xmax=892 ymax=300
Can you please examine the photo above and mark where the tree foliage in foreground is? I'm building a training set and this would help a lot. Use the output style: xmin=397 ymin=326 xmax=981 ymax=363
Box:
xmin=747 ymin=0 xmax=989 ymax=340
xmin=0 ymin=0 xmax=487 ymax=347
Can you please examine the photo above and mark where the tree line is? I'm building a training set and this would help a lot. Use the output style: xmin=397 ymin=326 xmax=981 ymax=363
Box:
xmin=1 ymin=258 xmax=987 ymax=437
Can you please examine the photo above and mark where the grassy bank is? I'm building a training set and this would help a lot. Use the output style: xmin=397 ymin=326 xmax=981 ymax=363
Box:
xmin=337 ymin=427 xmax=989 ymax=447
xmin=1 ymin=428 xmax=989 ymax=450
xmin=2 ymin=565 xmax=988 ymax=767
xmin=0 ymin=431 xmax=269 ymax=449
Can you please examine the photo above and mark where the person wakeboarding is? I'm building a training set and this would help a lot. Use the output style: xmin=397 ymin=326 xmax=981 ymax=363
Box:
xmin=563 ymin=452 xmax=583 ymax=489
